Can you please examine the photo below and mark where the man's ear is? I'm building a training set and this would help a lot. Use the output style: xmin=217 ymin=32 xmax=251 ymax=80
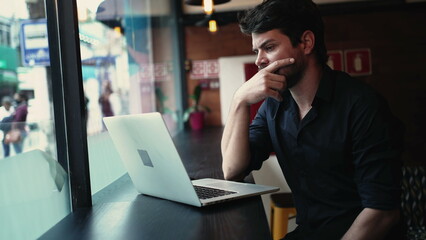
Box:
xmin=300 ymin=30 xmax=315 ymax=55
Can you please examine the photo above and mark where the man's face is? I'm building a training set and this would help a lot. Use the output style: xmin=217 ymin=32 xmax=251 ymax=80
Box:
xmin=252 ymin=29 xmax=306 ymax=88
xmin=3 ymin=102 xmax=11 ymax=110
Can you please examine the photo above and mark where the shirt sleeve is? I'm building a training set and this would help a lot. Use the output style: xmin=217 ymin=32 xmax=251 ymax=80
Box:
xmin=247 ymin=100 xmax=274 ymax=174
xmin=350 ymin=88 xmax=404 ymax=210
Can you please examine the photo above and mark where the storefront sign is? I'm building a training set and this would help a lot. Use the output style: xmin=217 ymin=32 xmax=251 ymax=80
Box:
xmin=20 ymin=19 xmax=50 ymax=67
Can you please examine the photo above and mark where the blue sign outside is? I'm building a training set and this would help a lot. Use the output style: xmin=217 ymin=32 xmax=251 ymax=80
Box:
xmin=20 ymin=19 xmax=50 ymax=67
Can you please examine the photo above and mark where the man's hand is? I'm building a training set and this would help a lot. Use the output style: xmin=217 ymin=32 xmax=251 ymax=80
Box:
xmin=221 ymin=58 xmax=295 ymax=180
xmin=234 ymin=58 xmax=295 ymax=105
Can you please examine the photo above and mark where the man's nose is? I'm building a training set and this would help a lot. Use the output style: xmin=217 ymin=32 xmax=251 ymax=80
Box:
xmin=255 ymin=54 xmax=268 ymax=70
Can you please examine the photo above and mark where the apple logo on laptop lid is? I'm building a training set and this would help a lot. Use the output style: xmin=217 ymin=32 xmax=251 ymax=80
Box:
xmin=137 ymin=149 xmax=154 ymax=167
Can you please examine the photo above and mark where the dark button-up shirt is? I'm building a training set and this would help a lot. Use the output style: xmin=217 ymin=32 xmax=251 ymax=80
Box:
xmin=248 ymin=67 xmax=403 ymax=239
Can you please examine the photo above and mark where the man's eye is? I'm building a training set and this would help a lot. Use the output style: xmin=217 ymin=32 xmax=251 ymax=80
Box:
xmin=265 ymin=45 xmax=274 ymax=52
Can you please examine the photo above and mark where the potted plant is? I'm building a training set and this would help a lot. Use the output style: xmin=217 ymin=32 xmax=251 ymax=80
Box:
xmin=183 ymin=84 xmax=210 ymax=130
xmin=155 ymin=86 xmax=177 ymax=130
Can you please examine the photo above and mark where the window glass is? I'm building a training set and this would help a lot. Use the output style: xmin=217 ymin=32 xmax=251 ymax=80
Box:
xmin=0 ymin=0 xmax=70 ymax=239
xmin=76 ymin=0 xmax=182 ymax=198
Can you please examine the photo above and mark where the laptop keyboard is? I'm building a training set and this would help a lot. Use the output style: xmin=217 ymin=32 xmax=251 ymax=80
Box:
xmin=194 ymin=185 xmax=237 ymax=200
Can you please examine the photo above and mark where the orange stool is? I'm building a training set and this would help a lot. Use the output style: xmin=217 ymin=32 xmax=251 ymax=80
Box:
xmin=270 ymin=193 xmax=297 ymax=240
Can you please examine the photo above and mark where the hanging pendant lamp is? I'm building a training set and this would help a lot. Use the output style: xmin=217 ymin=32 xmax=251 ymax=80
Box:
xmin=184 ymin=0 xmax=231 ymax=6
xmin=185 ymin=0 xmax=231 ymax=33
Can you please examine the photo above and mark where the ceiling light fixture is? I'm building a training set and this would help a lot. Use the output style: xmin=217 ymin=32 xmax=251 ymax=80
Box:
xmin=195 ymin=12 xmax=223 ymax=33
xmin=208 ymin=19 xmax=218 ymax=33
xmin=203 ymin=0 xmax=214 ymax=15
xmin=184 ymin=0 xmax=231 ymax=6
xmin=185 ymin=0 xmax=231 ymax=33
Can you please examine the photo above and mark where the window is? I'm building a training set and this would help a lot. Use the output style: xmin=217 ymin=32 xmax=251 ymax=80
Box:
xmin=0 ymin=0 xmax=71 ymax=239
xmin=75 ymin=0 xmax=185 ymax=200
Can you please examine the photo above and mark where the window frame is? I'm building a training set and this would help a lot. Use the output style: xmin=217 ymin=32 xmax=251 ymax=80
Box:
xmin=45 ymin=0 xmax=92 ymax=210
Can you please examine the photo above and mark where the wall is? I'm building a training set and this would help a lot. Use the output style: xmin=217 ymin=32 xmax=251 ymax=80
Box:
xmin=218 ymin=55 xmax=255 ymax=125
xmin=184 ymin=6 xmax=426 ymax=165
xmin=185 ymin=24 xmax=253 ymax=126
xmin=323 ymin=8 xmax=426 ymax=165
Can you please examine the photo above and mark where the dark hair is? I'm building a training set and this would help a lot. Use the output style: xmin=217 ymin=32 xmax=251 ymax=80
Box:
xmin=1 ymin=96 xmax=13 ymax=104
xmin=238 ymin=0 xmax=328 ymax=66
xmin=17 ymin=91 xmax=28 ymax=102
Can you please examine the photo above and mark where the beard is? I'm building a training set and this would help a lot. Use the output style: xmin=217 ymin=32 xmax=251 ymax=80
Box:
xmin=276 ymin=58 xmax=306 ymax=89
xmin=286 ymin=66 xmax=304 ymax=88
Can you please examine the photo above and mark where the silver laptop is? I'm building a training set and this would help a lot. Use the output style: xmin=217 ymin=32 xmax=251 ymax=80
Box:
xmin=103 ymin=112 xmax=279 ymax=207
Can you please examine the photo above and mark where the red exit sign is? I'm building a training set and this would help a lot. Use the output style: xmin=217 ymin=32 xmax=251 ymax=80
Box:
xmin=327 ymin=50 xmax=344 ymax=71
xmin=344 ymin=49 xmax=372 ymax=76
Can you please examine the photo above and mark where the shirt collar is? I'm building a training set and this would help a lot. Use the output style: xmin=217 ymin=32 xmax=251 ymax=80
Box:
xmin=281 ymin=66 xmax=334 ymax=109
xmin=281 ymin=90 xmax=292 ymax=111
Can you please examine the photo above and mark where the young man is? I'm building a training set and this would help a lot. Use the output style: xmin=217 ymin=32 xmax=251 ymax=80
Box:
xmin=221 ymin=0 xmax=404 ymax=239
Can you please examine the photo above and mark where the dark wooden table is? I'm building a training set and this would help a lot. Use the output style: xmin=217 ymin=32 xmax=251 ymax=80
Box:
xmin=40 ymin=127 xmax=272 ymax=240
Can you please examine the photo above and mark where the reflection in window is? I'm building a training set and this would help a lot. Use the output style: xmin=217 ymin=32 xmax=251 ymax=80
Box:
xmin=77 ymin=0 xmax=182 ymax=197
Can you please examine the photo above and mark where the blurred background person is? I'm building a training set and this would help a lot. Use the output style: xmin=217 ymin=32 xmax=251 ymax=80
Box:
xmin=0 ymin=96 xmax=15 ymax=157
xmin=98 ymin=81 xmax=114 ymax=118
xmin=10 ymin=91 xmax=29 ymax=155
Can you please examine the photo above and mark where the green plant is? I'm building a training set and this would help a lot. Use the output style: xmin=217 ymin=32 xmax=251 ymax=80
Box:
xmin=155 ymin=87 xmax=173 ymax=114
xmin=183 ymin=84 xmax=211 ymax=122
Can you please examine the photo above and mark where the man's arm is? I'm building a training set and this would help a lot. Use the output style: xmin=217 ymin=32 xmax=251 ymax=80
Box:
xmin=221 ymin=58 xmax=294 ymax=180
xmin=345 ymin=86 xmax=404 ymax=240
xmin=221 ymin=98 xmax=251 ymax=181
xmin=342 ymin=208 xmax=400 ymax=240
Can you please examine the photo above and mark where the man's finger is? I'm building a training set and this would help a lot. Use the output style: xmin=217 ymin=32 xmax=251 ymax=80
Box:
xmin=264 ymin=58 xmax=295 ymax=73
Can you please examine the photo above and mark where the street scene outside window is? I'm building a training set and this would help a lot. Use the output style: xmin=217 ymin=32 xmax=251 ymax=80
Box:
xmin=0 ymin=1 xmax=70 ymax=239
xmin=0 ymin=0 xmax=182 ymax=239
xmin=76 ymin=0 xmax=182 ymax=199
